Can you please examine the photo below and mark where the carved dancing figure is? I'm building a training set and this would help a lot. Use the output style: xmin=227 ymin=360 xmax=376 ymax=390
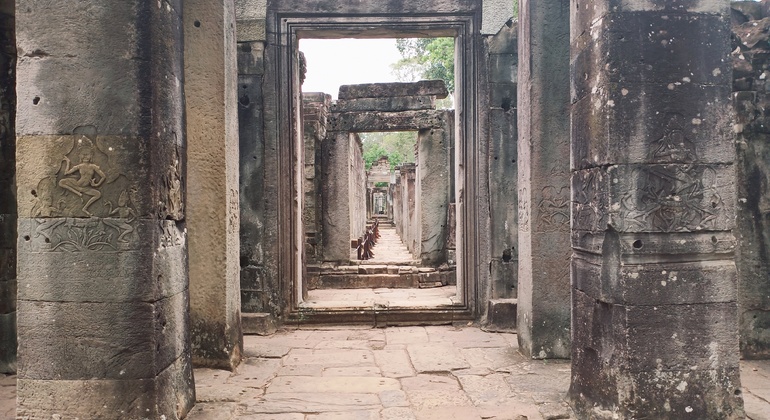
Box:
xmin=58 ymin=148 xmax=106 ymax=216
xmin=103 ymin=189 xmax=138 ymax=243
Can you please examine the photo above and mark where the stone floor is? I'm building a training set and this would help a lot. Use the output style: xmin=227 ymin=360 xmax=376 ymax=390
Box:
xmin=303 ymin=286 xmax=458 ymax=309
xmin=1 ymin=325 xmax=769 ymax=419
xmin=350 ymin=225 xmax=419 ymax=265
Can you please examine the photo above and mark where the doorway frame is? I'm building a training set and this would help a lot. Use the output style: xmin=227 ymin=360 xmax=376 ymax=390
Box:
xmin=266 ymin=8 xmax=483 ymax=323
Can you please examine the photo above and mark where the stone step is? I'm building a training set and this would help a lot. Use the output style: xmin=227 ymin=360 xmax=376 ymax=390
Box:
xmin=308 ymin=270 xmax=456 ymax=290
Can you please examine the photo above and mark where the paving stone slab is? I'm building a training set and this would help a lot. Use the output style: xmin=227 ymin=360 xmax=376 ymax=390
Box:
xmin=227 ymin=358 xmax=282 ymax=389
xmin=459 ymin=347 xmax=518 ymax=371
xmin=283 ymin=348 xmax=375 ymax=367
xmin=401 ymin=374 xmax=461 ymax=392
xmin=373 ymin=349 xmax=416 ymax=378
xmin=382 ymin=407 xmax=418 ymax=420
xmin=457 ymin=373 xmax=515 ymax=406
xmin=407 ymin=344 xmax=470 ymax=372
xmin=306 ymin=410 xmax=379 ymax=420
xmin=237 ymin=414 xmax=305 ymax=420
xmin=277 ymin=364 xmax=325 ymax=377
xmin=385 ymin=327 xmax=429 ymax=344
xmin=323 ymin=366 xmax=382 ymax=377
xmin=267 ymin=376 xmax=400 ymax=394
xmin=379 ymin=389 xmax=410 ymax=408
xmin=240 ymin=393 xmax=381 ymax=414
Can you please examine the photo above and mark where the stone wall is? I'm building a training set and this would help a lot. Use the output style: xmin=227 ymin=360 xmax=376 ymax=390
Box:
xmin=0 ymin=5 xmax=14 ymax=374
xmin=732 ymin=1 xmax=770 ymax=359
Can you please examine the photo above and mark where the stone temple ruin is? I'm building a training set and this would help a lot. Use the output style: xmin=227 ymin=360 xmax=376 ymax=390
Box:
xmin=0 ymin=0 xmax=768 ymax=418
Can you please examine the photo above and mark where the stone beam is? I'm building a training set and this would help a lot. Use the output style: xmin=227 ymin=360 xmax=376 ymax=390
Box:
xmin=569 ymin=0 xmax=744 ymax=417
xmin=339 ymin=80 xmax=449 ymax=100
xmin=15 ymin=0 xmax=194 ymax=416
xmin=329 ymin=110 xmax=448 ymax=133
xmin=332 ymin=96 xmax=437 ymax=113
xmin=185 ymin=0 xmax=243 ymax=369
xmin=517 ymin=0 xmax=572 ymax=358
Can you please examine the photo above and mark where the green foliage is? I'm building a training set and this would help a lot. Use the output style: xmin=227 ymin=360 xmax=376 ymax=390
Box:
xmin=374 ymin=182 xmax=389 ymax=188
xmin=360 ymin=131 xmax=417 ymax=170
xmin=392 ymin=38 xmax=455 ymax=93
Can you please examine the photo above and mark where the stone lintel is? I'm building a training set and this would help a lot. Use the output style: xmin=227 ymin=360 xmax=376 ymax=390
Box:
xmin=338 ymin=80 xmax=449 ymax=100
xmin=329 ymin=110 xmax=447 ymax=133
xmin=332 ymin=96 xmax=437 ymax=113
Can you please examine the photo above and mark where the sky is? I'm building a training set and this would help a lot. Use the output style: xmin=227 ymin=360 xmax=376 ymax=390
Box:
xmin=299 ymin=39 xmax=403 ymax=99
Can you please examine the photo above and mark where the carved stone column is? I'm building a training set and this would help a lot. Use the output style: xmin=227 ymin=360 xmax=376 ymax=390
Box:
xmin=517 ymin=0 xmax=572 ymax=358
xmin=185 ymin=0 xmax=243 ymax=370
xmin=15 ymin=1 xmax=194 ymax=417
xmin=569 ymin=0 xmax=744 ymax=417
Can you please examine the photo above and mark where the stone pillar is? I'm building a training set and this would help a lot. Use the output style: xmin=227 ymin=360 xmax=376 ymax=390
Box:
xmin=185 ymin=0 xmax=243 ymax=369
xmin=349 ymin=133 xmax=366 ymax=239
xmin=417 ymin=115 xmax=451 ymax=265
xmin=569 ymin=1 xmax=743 ymax=417
xmin=15 ymin=1 xmax=194 ymax=417
xmin=238 ymin=39 xmax=268 ymax=313
xmin=321 ymin=132 xmax=354 ymax=262
xmin=301 ymin=93 xmax=329 ymax=264
xmin=487 ymin=20 xmax=518 ymax=294
xmin=0 ymin=2 xmax=15 ymax=374
xmin=400 ymin=163 xmax=417 ymax=256
xmin=516 ymin=0 xmax=571 ymax=358
xmin=732 ymin=11 xmax=770 ymax=359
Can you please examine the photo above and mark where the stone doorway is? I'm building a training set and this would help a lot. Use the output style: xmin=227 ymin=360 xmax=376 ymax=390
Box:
xmin=262 ymin=4 xmax=484 ymax=324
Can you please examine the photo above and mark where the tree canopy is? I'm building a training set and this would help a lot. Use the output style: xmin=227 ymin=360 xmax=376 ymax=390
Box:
xmin=392 ymin=38 xmax=455 ymax=94
xmin=360 ymin=131 xmax=417 ymax=171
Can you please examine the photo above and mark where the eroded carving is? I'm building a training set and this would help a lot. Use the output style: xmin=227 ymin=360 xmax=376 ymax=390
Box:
xmin=163 ymin=146 xmax=184 ymax=220
xmin=537 ymin=185 xmax=570 ymax=232
xmin=617 ymin=165 xmax=721 ymax=232
xmin=518 ymin=186 xmax=530 ymax=232
xmin=649 ymin=114 xmax=697 ymax=163
xmin=103 ymin=189 xmax=139 ymax=243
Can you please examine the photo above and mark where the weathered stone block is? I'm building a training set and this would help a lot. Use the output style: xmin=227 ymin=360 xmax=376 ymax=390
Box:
xmin=573 ymin=251 xmax=737 ymax=306
xmin=18 ymin=300 xmax=156 ymax=380
xmin=242 ymin=312 xmax=277 ymax=336
xmin=333 ymin=96 xmax=436 ymax=113
xmin=486 ymin=298 xmax=518 ymax=332
xmin=16 ymin=354 xmax=194 ymax=419
xmin=571 ymin=84 xmax=734 ymax=170
xmin=237 ymin=41 xmax=265 ymax=75
xmin=338 ymin=80 xmax=448 ymax=100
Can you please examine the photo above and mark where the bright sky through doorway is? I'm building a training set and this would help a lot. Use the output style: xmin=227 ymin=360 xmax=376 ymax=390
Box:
xmin=300 ymin=39 xmax=403 ymax=100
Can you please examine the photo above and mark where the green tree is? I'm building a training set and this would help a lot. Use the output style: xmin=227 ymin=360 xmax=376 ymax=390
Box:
xmin=360 ymin=131 xmax=417 ymax=170
xmin=392 ymin=38 xmax=455 ymax=94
